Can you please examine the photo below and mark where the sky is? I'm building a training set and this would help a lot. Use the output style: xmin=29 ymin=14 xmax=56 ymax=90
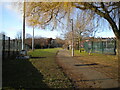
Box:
xmin=0 ymin=2 xmax=115 ymax=40
xmin=0 ymin=2 xmax=63 ymax=39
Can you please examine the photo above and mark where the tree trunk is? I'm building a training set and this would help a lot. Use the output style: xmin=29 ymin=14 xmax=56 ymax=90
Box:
xmin=117 ymin=38 xmax=120 ymax=62
xmin=117 ymin=38 xmax=120 ymax=59
xmin=114 ymin=40 xmax=116 ymax=55
xmin=117 ymin=38 xmax=120 ymax=87
xmin=105 ymin=15 xmax=120 ymax=59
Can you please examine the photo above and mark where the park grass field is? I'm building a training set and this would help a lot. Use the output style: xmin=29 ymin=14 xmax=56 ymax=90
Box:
xmin=73 ymin=50 xmax=118 ymax=80
xmin=28 ymin=48 xmax=72 ymax=88
xmin=3 ymin=48 xmax=73 ymax=89
xmin=74 ymin=50 xmax=118 ymax=68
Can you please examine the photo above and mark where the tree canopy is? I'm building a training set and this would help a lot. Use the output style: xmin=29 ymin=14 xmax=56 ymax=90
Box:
xmin=22 ymin=2 xmax=119 ymax=38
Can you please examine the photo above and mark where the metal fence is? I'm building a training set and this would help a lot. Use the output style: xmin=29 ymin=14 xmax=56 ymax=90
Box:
xmin=0 ymin=34 xmax=30 ymax=60
xmin=83 ymin=38 xmax=116 ymax=55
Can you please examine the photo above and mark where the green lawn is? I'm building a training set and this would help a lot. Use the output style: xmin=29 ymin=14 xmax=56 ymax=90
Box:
xmin=73 ymin=50 xmax=118 ymax=80
xmin=74 ymin=50 xmax=118 ymax=68
xmin=3 ymin=48 xmax=73 ymax=89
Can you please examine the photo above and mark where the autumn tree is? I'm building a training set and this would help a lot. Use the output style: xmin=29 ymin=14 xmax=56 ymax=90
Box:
xmin=16 ymin=2 xmax=119 ymax=59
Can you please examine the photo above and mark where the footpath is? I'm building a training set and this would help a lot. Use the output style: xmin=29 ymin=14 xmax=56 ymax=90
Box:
xmin=56 ymin=49 xmax=119 ymax=89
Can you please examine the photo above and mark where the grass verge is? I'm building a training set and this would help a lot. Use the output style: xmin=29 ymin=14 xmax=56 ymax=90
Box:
xmin=74 ymin=50 xmax=118 ymax=68
xmin=3 ymin=48 xmax=73 ymax=89
xmin=28 ymin=48 xmax=73 ymax=88
xmin=73 ymin=50 xmax=118 ymax=80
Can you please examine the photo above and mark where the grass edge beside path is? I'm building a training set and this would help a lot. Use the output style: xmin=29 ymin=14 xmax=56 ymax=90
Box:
xmin=74 ymin=50 xmax=118 ymax=68
xmin=3 ymin=48 xmax=73 ymax=89
xmin=28 ymin=48 xmax=73 ymax=88
xmin=73 ymin=50 xmax=118 ymax=80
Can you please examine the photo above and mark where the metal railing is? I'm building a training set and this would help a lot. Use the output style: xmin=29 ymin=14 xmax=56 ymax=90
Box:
xmin=83 ymin=38 xmax=116 ymax=55
xmin=0 ymin=34 xmax=30 ymax=60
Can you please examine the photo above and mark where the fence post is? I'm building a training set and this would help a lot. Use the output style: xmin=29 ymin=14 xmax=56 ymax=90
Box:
xmin=15 ymin=39 xmax=17 ymax=54
xmin=8 ymin=37 xmax=10 ymax=57
xmin=17 ymin=40 xmax=19 ymax=54
xmin=101 ymin=41 xmax=104 ymax=54
xmin=13 ymin=40 xmax=15 ymax=55
xmin=12 ymin=40 xmax=13 ymax=55
xmin=91 ymin=41 xmax=93 ymax=53
xmin=2 ymin=35 xmax=5 ymax=60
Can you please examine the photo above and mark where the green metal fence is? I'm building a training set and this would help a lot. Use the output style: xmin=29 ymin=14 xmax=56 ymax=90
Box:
xmin=83 ymin=38 xmax=116 ymax=55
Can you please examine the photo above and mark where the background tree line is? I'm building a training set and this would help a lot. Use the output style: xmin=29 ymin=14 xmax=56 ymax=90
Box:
xmin=15 ymin=32 xmax=65 ymax=49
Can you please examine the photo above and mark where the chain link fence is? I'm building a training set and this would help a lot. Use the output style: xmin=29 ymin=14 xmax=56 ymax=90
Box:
xmin=0 ymin=34 xmax=30 ymax=60
xmin=83 ymin=38 xmax=116 ymax=55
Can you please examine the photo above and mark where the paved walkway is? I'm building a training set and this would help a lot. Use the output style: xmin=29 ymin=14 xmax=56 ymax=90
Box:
xmin=56 ymin=49 xmax=119 ymax=89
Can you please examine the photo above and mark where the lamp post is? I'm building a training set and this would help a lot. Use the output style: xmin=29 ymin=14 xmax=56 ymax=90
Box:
xmin=22 ymin=0 xmax=25 ymax=50
xmin=32 ymin=26 xmax=34 ymax=51
xmin=32 ymin=9 xmax=35 ymax=51
xmin=71 ymin=19 xmax=74 ymax=57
